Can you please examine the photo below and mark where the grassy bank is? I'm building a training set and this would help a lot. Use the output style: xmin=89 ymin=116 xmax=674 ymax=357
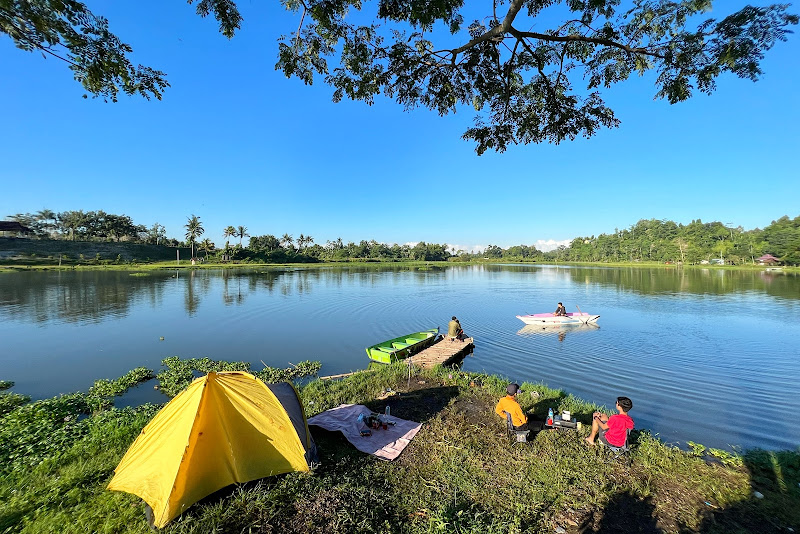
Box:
xmin=0 ymin=237 xmax=191 ymax=267
xmin=1 ymin=363 xmax=798 ymax=533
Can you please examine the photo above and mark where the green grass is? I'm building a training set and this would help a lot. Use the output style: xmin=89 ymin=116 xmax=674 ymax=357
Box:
xmin=1 ymin=365 xmax=798 ymax=533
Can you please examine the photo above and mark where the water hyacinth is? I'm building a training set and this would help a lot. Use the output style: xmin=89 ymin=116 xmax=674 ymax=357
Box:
xmin=157 ymin=356 xmax=321 ymax=397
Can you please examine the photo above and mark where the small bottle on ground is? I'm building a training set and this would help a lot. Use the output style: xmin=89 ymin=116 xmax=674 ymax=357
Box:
xmin=547 ymin=408 xmax=554 ymax=426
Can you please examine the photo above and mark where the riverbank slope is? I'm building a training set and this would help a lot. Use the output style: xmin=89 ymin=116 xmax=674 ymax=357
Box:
xmin=1 ymin=363 xmax=797 ymax=533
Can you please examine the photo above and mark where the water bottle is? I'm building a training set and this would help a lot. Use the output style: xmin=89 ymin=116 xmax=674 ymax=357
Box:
xmin=547 ymin=408 xmax=554 ymax=426
xmin=385 ymin=406 xmax=390 ymax=417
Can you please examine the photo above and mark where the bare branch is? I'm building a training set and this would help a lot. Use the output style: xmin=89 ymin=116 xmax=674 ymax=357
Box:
xmin=513 ymin=30 xmax=666 ymax=59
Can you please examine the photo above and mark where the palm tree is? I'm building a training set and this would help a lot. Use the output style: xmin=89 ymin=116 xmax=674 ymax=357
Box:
xmin=222 ymin=225 xmax=236 ymax=256
xmin=36 ymin=209 xmax=56 ymax=234
xmin=297 ymin=234 xmax=306 ymax=250
xmin=199 ymin=238 xmax=215 ymax=259
xmin=280 ymin=233 xmax=294 ymax=250
xmin=236 ymin=225 xmax=249 ymax=247
xmin=185 ymin=215 xmax=204 ymax=260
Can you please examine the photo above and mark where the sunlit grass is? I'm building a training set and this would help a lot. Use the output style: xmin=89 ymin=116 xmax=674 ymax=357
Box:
xmin=1 ymin=364 xmax=798 ymax=533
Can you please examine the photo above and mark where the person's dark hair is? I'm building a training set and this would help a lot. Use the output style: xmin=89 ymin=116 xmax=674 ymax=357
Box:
xmin=452 ymin=316 xmax=457 ymax=320
xmin=557 ymin=302 xmax=563 ymax=306
xmin=507 ymin=383 xmax=520 ymax=395
xmin=617 ymin=397 xmax=633 ymax=412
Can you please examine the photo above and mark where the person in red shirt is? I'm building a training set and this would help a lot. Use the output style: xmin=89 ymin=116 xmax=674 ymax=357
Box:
xmin=585 ymin=396 xmax=634 ymax=447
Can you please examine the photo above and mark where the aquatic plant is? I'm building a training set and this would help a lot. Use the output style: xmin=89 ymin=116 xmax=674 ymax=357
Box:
xmin=0 ymin=392 xmax=31 ymax=416
xmin=255 ymin=360 xmax=322 ymax=384
xmin=687 ymin=441 xmax=707 ymax=457
xmin=708 ymin=448 xmax=744 ymax=468
xmin=1 ymin=367 xmax=158 ymax=476
xmin=0 ymin=393 xmax=90 ymax=476
xmin=0 ymin=380 xmax=14 ymax=390
xmin=157 ymin=357 xmax=321 ymax=397
xmin=86 ymin=367 xmax=155 ymax=411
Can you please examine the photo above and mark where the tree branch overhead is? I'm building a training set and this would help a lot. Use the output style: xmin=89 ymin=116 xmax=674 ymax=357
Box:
xmin=3 ymin=0 xmax=797 ymax=152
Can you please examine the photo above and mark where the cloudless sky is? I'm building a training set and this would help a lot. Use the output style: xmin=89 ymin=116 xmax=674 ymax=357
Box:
xmin=2 ymin=1 xmax=799 ymax=252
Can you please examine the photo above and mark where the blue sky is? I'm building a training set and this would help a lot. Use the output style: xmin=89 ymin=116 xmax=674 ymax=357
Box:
xmin=1 ymin=1 xmax=798 ymax=252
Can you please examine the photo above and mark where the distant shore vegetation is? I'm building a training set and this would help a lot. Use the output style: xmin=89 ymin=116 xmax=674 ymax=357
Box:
xmin=2 ymin=210 xmax=799 ymax=266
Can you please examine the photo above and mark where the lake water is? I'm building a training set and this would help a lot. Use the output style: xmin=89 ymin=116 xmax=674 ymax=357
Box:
xmin=1 ymin=265 xmax=798 ymax=451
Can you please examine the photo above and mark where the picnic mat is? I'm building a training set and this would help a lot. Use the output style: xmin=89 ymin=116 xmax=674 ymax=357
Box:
xmin=307 ymin=404 xmax=421 ymax=461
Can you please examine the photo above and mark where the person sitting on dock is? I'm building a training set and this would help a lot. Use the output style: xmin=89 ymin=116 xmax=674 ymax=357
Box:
xmin=495 ymin=383 xmax=528 ymax=430
xmin=447 ymin=316 xmax=464 ymax=342
xmin=553 ymin=302 xmax=567 ymax=316
xmin=585 ymin=396 xmax=634 ymax=447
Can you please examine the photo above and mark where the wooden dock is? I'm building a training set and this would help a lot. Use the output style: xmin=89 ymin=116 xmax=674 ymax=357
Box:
xmin=406 ymin=337 xmax=474 ymax=369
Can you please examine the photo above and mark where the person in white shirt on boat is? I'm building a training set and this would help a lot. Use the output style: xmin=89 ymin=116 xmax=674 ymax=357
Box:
xmin=553 ymin=302 xmax=567 ymax=316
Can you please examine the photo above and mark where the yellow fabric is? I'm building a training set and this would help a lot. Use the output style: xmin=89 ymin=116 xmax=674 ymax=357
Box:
xmin=108 ymin=372 xmax=310 ymax=528
xmin=495 ymin=395 xmax=527 ymax=427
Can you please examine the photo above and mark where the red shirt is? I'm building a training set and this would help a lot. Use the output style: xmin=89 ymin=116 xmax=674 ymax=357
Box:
xmin=605 ymin=413 xmax=634 ymax=447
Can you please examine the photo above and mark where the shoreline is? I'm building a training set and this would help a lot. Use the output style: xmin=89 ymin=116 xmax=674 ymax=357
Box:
xmin=2 ymin=259 xmax=797 ymax=273
xmin=2 ymin=361 xmax=798 ymax=532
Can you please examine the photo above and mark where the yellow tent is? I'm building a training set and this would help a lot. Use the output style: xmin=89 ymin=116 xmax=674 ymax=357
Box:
xmin=108 ymin=371 xmax=316 ymax=528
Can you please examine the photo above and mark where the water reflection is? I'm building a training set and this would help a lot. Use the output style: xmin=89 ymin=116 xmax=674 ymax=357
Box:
xmin=1 ymin=265 xmax=797 ymax=326
xmin=2 ymin=264 xmax=800 ymax=451
xmin=517 ymin=323 xmax=601 ymax=340
xmin=566 ymin=266 xmax=800 ymax=301
xmin=0 ymin=270 xmax=173 ymax=323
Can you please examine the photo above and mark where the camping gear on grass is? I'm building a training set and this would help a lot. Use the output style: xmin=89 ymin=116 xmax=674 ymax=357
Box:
xmin=365 ymin=328 xmax=439 ymax=364
xmin=308 ymin=404 xmax=421 ymax=460
xmin=516 ymin=312 xmax=600 ymax=325
xmin=108 ymin=372 xmax=316 ymax=528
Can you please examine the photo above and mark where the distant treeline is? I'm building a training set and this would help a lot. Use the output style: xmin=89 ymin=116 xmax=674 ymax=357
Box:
xmin=5 ymin=210 xmax=799 ymax=266
xmin=538 ymin=216 xmax=800 ymax=266
xmin=6 ymin=210 xmax=177 ymax=246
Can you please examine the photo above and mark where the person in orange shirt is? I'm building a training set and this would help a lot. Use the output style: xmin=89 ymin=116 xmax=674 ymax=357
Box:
xmin=495 ymin=383 xmax=528 ymax=430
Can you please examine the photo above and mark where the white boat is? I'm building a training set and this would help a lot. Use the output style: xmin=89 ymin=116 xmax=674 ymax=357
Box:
xmin=515 ymin=312 xmax=600 ymax=325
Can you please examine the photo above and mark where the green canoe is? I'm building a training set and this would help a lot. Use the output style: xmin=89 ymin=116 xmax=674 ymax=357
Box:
xmin=365 ymin=328 xmax=440 ymax=364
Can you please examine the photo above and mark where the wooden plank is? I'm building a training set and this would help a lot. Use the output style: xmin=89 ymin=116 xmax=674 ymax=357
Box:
xmin=319 ymin=369 xmax=376 ymax=381
xmin=406 ymin=337 xmax=474 ymax=369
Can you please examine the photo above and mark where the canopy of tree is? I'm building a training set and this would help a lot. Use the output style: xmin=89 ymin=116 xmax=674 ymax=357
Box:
xmin=2 ymin=1 xmax=796 ymax=152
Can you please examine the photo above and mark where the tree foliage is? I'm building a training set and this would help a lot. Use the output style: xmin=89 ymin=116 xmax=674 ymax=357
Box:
xmin=518 ymin=215 xmax=800 ymax=265
xmin=6 ymin=208 xmax=799 ymax=265
xmin=246 ymin=234 xmax=453 ymax=262
xmin=0 ymin=0 xmax=171 ymax=101
xmin=8 ymin=209 xmax=147 ymax=242
xmin=3 ymin=1 xmax=796 ymax=151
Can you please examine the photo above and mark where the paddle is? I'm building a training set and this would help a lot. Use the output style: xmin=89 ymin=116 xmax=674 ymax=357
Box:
xmin=575 ymin=304 xmax=589 ymax=325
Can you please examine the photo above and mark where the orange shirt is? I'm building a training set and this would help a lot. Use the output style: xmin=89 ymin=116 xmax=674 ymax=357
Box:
xmin=495 ymin=395 xmax=527 ymax=427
